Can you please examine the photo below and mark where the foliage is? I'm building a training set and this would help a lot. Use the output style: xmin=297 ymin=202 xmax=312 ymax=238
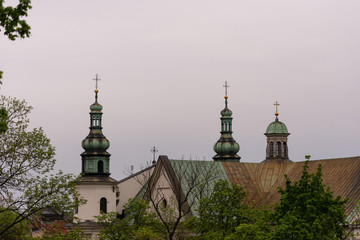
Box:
xmin=0 ymin=0 xmax=32 ymax=40
xmin=0 ymin=96 xmax=82 ymax=237
xmin=268 ymin=160 xmax=347 ymax=240
xmin=95 ymin=198 xmax=162 ymax=240
xmin=194 ymin=179 xmax=249 ymax=239
xmin=0 ymin=208 xmax=31 ymax=240
xmin=225 ymin=205 xmax=272 ymax=240
xmin=0 ymin=106 xmax=7 ymax=133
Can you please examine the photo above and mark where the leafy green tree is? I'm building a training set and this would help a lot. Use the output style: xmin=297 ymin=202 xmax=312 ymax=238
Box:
xmin=0 ymin=208 xmax=31 ymax=240
xmin=0 ymin=0 xmax=31 ymax=40
xmin=225 ymin=205 xmax=272 ymax=240
xmin=0 ymin=107 xmax=7 ymax=133
xmin=194 ymin=179 xmax=249 ymax=239
xmin=95 ymin=198 xmax=162 ymax=240
xmin=0 ymin=96 xmax=82 ymax=237
xmin=269 ymin=160 xmax=347 ymax=240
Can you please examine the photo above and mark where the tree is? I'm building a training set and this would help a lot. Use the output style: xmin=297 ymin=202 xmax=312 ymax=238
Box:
xmin=0 ymin=0 xmax=31 ymax=40
xmin=0 ymin=96 xmax=82 ymax=237
xmin=135 ymin=157 xmax=224 ymax=240
xmin=0 ymin=0 xmax=32 ymax=84
xmin=269 ymin=160 xmax=347 ymax=240
xmin=0 ymin=208 xmax=31 ymax=240
xmin=224 ymin=204 xmax=272 ymax=240
xmin=95 ymin=198 xmax=162 ymax=240
xmin=0 ymin=107 xmax=7 ymax=133
xmin=193 ymin=179 xmax=249 ymax=240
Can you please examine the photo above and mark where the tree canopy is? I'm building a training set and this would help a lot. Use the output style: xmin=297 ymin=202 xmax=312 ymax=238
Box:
xmin=0 ymin=96 xmax=81 ymax=237
xmin=0 ymin=0 xmax=32 ymax=41
xmin=269 ymin=160 xmax=347 ymax=240
xmin=194 ymin=179 xmax=249 ymax=239
xmin=95 ymin=198 xmax=162 ymax=240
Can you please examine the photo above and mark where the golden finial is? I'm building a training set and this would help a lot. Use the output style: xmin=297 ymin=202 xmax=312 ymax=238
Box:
xmin=95 ymin=89 xmax=99 ymax=93
xmin=274 ymin=101 xmax=280 ymax=116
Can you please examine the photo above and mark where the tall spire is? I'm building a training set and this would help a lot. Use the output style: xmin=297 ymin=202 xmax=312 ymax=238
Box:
xmin=81 ymin=75 xmax=111 ymax=176
xmin=213 ymin=82 xmax=240 ymax=162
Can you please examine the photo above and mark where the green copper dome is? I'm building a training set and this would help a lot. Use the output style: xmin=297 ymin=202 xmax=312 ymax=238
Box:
xmin=90 ymin=102 xmax=103 ymax=112
xmin=82 ymin=136 xmax=110 ymax=152
xmin=265 ymin=116 xmax=288 ymax=134
xmin=213 ymin=139 xmax=240 ymax=156
xmin=221 ymin=107 xmax=232 ymax=117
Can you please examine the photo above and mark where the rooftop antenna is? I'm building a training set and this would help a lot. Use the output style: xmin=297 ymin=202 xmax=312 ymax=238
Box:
xmin=150 ymin=146 xmax=158 ymax=165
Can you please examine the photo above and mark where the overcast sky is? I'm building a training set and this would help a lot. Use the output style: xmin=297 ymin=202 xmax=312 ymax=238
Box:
xmin=1 ymin=0 xmax=360 ymax=180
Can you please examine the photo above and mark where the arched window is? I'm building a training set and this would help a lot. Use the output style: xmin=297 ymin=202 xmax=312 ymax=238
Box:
xmin=276 ymin=142 xmax=281 ymax=157
xmin=98 ymin=160 xmax=104 ymax=173
xmin=283 ymin=142 xmax=288 ymax=158
xmin=269 ymin=142 xmax=274 ymax=157
xmin=100 ymin=197 xmax=107 ymax=213
xmin=162 ymin=199 xmax=167 ymax=208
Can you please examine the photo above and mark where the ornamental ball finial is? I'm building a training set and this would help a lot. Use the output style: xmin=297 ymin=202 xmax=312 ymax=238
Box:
xmin=95 ymin=89 xmax=99 ymax=93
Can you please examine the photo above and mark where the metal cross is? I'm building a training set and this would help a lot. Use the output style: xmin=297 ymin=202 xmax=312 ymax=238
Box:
xmin=274 ymin=101 xmax=280 ymax=113
xmin=93 ymin=74 xmax=101 ymax=90
xmin=223 ymin=81 xmax=230 ymax=96
xmin=150 ymin=146 xmax=158 ymax=162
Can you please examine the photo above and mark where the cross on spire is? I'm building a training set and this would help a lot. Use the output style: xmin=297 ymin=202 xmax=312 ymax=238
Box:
xmin=223 ymin=81 xmax=230 ymax=96
xmin=274 ymin=101 xmax=280 ymax=116
xmin=150 ymin=146 xmax=158 ymax=164
xmin=93 ymin=74 xmax=101 ymax=90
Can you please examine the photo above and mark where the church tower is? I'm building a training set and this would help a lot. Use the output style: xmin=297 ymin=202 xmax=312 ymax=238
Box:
xmin=75 ymin=75 xmax=118 ymax=223
xmin=264 ymin=101 xmax=291 ymax=161
xmin=213 ymin=81 xmax=240 ymax=162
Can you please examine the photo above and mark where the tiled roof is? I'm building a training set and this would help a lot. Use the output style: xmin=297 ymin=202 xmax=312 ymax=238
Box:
xmin=222 ymin=156 xmax=360 ymax=215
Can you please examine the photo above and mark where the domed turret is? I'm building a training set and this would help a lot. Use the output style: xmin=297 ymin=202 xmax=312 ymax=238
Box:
xmin=264 ymin=101 xmax=291 ymax=161
xmin=265 ymin=117 xmax=288 ymax=134
xmin=213 ymin=82 xmax=240 ymax=162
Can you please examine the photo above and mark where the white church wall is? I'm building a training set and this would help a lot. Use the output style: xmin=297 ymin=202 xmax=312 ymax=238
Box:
xmin=76 ymin=184 xmax=117 ymax=221
xmin=117 ymin=167 xmax=154 ymax=212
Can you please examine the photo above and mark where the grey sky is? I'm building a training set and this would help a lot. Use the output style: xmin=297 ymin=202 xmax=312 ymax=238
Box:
xmin=1 ymin=0 xmax=360 ymax=180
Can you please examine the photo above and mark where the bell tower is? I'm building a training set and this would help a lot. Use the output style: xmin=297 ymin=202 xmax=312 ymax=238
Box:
xmin=264 ymin=101 xmax=291 ymax=161
xmin=75 ymin=75 xmax=118 ymax=225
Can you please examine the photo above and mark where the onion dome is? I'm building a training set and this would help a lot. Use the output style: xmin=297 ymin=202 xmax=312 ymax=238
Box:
xmin=213 ymin=83 xmax=240 ymax=162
